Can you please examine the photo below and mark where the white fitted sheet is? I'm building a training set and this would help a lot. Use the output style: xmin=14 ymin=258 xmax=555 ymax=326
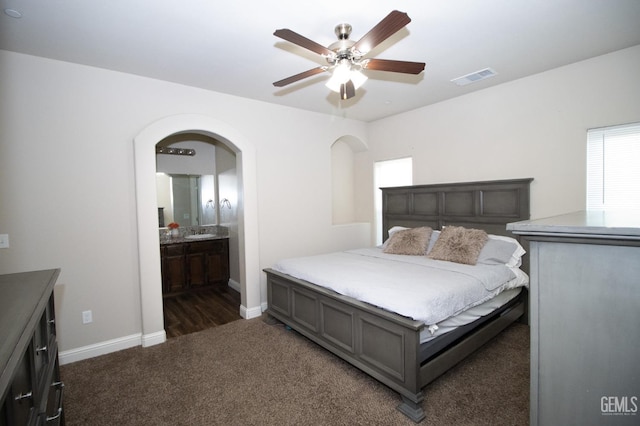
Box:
xmin=419 ymin=287 xmax=522 ymax=343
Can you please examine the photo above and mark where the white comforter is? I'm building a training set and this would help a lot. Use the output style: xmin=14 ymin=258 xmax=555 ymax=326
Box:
xmin=273 ymin=247 xmax=528 ymax=327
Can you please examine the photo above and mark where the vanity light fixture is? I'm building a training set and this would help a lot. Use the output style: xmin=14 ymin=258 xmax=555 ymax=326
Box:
xmin=156 ymin=147 xmax=196 ymax=156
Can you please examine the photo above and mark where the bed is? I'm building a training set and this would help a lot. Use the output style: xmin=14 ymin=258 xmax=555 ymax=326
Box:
xmin=264 ymin=178 xmax=532 ymax=422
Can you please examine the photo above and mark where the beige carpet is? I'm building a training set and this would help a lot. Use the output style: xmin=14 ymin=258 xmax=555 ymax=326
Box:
xmin=60 ymin=316 xmax=529 ymax=425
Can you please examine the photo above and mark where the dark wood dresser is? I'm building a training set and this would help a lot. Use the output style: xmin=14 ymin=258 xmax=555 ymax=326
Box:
xmin=0 ymin=269 xmax=64 ymax=426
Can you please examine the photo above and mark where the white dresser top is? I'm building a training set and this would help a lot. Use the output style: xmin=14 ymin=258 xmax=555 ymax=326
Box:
xmin=507 ymin=210 xmax=640 ymax=238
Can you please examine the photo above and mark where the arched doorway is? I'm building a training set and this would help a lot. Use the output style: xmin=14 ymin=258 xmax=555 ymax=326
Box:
xmin=134 ymin=114 xmax=261 ymax=347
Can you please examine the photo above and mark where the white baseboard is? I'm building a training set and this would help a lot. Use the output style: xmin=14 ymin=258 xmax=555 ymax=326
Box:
xmin=60 ymin=281 xmax=262 ymax=364
xmin=142 ymin=330 xmax=166 ymax=347
xmin=228 ymin=278 xmax=240 ymax=293
xmin=241 ymin=304 xmax=263 ymax=319
xmin=59 ymin=333 xmax=142 ymax=365
xmin=230 ymin=279 xmax=265 ymax=319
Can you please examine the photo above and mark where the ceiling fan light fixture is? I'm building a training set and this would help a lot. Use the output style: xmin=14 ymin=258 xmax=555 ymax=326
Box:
xmin=334 ymin=60 xmax=352 ymax=81
xmin=325 ymin=60 xmax=352 ymax=92
xmin=325 ymin=67 xmax=367 ymax=93
xmin=325 ymin=77 xmax=341 ymax=93
xmin=350 ymin=69 xmax=368 ymax=90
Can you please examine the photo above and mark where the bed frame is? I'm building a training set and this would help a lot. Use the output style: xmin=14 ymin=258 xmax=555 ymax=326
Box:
xmin=264 ymin=178 xmax=532 ymax=422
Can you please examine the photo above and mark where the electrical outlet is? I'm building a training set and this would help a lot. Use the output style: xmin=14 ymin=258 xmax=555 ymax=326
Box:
xmin=82 ymin=310 xmax=93 ymax=324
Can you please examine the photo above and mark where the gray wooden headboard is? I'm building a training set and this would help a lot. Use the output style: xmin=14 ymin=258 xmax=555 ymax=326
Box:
xmin=382 ymin=178 xmax=533 ymax=271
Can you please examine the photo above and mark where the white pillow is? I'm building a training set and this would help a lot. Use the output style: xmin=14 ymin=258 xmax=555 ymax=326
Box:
xmin=427 ymin=230 xmax=440 ymax=253
xmin=486 ymin=234 xmax=526 ymax=268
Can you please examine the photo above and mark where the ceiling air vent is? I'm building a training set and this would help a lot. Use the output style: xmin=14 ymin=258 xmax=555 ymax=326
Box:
xmin=451 ymin=68 xmax=497 ymax=86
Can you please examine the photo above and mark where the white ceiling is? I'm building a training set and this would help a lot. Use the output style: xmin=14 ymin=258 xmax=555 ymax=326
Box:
xmin=2 ymin=0 xmax=640 ymax=122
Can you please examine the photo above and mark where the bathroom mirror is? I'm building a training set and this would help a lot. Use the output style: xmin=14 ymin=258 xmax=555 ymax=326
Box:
xmin=156 ymin=173 xmax=216 ymax=227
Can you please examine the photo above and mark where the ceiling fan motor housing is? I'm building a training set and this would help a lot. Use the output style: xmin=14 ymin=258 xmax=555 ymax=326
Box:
xmin=335 ymin=23 xmax=352 ymax=39
xmin=328 ymin=23 xmax=360 ymax=66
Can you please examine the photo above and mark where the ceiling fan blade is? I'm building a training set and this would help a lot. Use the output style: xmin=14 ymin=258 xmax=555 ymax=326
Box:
xmin=363 ymin=58 xmax=425 ymax=74
xmin=340 ymin=80 xmax=356 ymax=100
xmin=273 ymin=67 xmax=327 ymax=87
xmin=274 ymin=29 xmax=334 ymax=57
xmin=352 ymin=10 xmax=411 ymax=55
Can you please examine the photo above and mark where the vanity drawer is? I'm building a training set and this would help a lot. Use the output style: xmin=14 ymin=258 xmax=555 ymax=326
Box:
xmin=187 ymin=239 xmax=227 ymax=254
xmin=163 ymin=244 xmax=185 ymax=257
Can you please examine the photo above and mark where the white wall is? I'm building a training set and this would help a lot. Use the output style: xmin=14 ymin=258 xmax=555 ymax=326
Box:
xmin=361 ymin=45 xmax=640 ymax=231
xmin=0 ymin=50 xmax=368 ymax=356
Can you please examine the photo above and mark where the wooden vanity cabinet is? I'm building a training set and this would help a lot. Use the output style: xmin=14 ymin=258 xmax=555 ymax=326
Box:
xmin=161 ymin=244 xmax=187 ymax=294
xmin=187 ymin=240 xmax=230 ymax=288
xmin=161 ymin=238 xmax=229 ymax=295
xmin=0 ymin=269 xmax=64 ymax=426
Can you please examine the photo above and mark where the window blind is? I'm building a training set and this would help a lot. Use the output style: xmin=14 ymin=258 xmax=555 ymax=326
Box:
xmin=586 ymin=122 xmax=640 ymax=210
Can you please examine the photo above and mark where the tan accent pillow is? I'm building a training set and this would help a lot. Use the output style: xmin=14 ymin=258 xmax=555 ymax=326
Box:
xmin=427 ymin=226 xmax=488 ymax=265
xmin=383 ymin=227 xmax=433 ymax=256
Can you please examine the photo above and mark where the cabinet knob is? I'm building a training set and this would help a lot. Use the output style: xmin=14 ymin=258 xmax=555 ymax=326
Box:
xmin=36 ymin=346 xmax=48 ymax=355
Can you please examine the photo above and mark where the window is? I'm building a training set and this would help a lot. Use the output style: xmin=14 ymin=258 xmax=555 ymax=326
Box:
xmin=587 ymin=122 xmax=640 ymax=210
xmin=374 ymin=158 xmax=412 ymax=245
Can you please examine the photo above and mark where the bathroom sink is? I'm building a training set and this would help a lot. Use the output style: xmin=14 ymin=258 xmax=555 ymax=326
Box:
xmin=184 ymin=234 xmax=216 ymax=240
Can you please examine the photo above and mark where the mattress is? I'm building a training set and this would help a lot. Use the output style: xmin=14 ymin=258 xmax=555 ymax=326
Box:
xmin=419 ymin=287 xmax=522 ymax=343
xmin=273 ymin=247 xmax=529 ymax=328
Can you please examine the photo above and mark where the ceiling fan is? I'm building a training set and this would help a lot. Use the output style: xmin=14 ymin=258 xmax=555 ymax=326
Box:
xmin=273 ymin=10 xmax=425 ymax=100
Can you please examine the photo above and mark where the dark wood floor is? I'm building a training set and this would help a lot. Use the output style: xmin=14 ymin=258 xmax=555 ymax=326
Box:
xmin=163 ymin=286 xmax=242 ymax=338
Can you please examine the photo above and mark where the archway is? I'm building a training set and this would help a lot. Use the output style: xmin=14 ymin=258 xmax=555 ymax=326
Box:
xmin=134 ymin=114 xmax=261 ymax=347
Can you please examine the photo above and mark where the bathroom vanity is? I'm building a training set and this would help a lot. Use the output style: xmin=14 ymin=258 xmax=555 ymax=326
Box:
xmin=160 ymin=235 xmax=230 ymax=296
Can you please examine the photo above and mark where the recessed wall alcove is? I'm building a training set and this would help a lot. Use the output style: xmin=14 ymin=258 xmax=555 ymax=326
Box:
xmin=134 ymin=114 xmax=261 ymax=347
xmin=331 ymin=135 xmax=368 ymax=225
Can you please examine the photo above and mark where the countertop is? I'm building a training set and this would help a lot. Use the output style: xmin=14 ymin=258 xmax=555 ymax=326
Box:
xmin=161 ymin=234 xmax=228 ymax=245
xmin=507 ymin=210 xmax=640 ymax=239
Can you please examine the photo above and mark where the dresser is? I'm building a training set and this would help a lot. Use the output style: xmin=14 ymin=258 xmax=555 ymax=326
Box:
xmin=508 ymin=211 xmax=640 ymax=426
xmin=0 ymin=269 xmax=64 ymax=426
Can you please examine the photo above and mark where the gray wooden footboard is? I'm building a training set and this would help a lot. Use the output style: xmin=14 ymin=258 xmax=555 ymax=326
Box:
xmin=265 ymin=268 xmax=428 ymax=421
